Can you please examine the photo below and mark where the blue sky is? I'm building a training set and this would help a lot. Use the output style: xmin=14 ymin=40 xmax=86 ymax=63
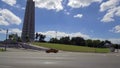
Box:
xmin=0 ymin=0 xmax=120 ymax=44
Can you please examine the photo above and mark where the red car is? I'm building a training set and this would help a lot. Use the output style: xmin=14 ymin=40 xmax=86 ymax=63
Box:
xmin=46 ymin=48 xmax=59 ymax=53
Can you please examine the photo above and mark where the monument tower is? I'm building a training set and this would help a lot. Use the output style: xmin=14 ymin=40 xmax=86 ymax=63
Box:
xmin=21 ymin=0 xmax=35 ymax=42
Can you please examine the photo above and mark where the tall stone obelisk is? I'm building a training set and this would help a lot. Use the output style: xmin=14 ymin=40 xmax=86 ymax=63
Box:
xmin=21 ymin=0 xmax=35 ymax=42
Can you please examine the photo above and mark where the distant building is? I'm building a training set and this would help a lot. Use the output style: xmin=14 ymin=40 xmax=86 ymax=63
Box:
xmin=104 ymin=43 xmax=112 ymax=48
xmin=21 ymin=0 xmax=35 ymax=42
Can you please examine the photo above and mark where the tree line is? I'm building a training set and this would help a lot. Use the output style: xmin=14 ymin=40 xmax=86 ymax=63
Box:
xmin=49 ymin=37 xmax=112 ymax=48
xmin=35 ymin=33 xmax=120 ymax=48
xmin=7 ymin=33 xmax=120 ymax=49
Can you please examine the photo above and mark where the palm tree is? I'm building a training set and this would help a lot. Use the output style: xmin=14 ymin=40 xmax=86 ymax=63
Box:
xmin=35 ymin=33 xmax=39 ymax=40
xmin=38 ymin=34 xmax=46 ymax=42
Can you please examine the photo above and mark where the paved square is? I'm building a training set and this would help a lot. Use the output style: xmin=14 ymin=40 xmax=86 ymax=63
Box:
xmin=0 ymin=48 xmax=120 ymax=68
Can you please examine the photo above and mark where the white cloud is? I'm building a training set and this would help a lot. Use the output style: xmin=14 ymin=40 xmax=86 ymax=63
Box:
xmin=38 ymin=31 xmax=90 ymax=39
xmin=0 ymin=29 xmax=6 ymax=34
xmin=69 ymin=32 xmax=90 ymax=39
xmin=64 ymin=10 xmax=70 ymax=15
xmin=66 ymin=12 xmax=70 ymax=15
xmin=37 ymin=31 xmax=120 ymax=44
xmin=115 ymin=7 xmax=120 ymax=16
xmin=0 ymin=16 xmax=9 ymax=26
xmin=15 ymin=4 xmax=25 ymax=10
xmin=21 ymin=7 xmax=25 ymax=10
xmin=9 ymin=28 xmax=22 ymax=34
xmin=100 ymin=0 xmax=120 ymax=22
xmin=1 ymin=0 xmax=26 ymax=10
xmin=110 ymin=25 xmax=120 ymax=33
xmin=9 ymin=28 xmax=22 ymax=36
xmin=101 ymin=8 xmax=115 ymax=22
xmin=2 ymin=0 xmax=16 ymax=6
xmin=0 ymin=28 xmax=22 ymax=36
xmin=100 ymin=0 xmax=118 ymax=12
xmin=0 ymin=9 xmax=22 ymax=26
xmin=34 ymin=0 xmax=63 ymax=11
xmin=108 ymin=38 xmax=120 ymax=44
xmin=1 ymin=29 xmax=119 ymax=44
xmin=68 ymin=0 xmax=102 ymax=8
xmin=92 ymin=38 xmax=120 ymax=44
xmin=74 ymin=14 xmax=83 ymax=18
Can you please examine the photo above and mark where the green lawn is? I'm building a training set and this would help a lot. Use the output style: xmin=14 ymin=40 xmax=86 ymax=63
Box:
xmin=32 ymin=42 xmax=110 ymax=53
xmin=0 ymin=48 xmax=5 ymax=52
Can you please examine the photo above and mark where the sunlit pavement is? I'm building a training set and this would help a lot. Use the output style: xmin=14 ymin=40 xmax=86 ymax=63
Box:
xmin=0 ymin=48 xmax=120 ymax=68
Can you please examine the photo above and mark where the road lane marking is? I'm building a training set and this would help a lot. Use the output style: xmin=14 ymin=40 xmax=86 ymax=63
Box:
xmin=116 ymin=55 xmax=119 ymax=56
xmin=0 ymin=65 xmax=12 ymax=68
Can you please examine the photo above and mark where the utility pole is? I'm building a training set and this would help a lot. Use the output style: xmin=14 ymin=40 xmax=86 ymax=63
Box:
xmin=0 ymin=29 xmax=8 ymax=51
xmin=5 ymin=29 xmax=8 ymax=51
xmin=56 ymin=31 xmax=57 ymax=39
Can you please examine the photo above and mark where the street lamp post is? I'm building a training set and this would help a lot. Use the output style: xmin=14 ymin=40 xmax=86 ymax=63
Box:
xmin=5 ymin=29 xmax=8 ymax=51
xmin=0 ymin=29 xmax=8 ymax=51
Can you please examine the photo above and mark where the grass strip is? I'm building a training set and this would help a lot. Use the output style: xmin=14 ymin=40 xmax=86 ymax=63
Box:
xmin=32 ymin=42 xmax=110 ymax=53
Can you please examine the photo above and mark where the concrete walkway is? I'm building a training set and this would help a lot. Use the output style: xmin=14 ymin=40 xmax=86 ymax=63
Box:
xmin=5 ymin=48 xmax=40 ymax=52
xmin=0 ymin=49 xmax=120 ymax=68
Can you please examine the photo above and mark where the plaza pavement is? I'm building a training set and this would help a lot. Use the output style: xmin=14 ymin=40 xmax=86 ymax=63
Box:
xmin=0 ymin=47 xmax=120 ymax=68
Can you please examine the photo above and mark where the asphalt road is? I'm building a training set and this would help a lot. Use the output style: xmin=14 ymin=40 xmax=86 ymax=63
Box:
xmin=0 ymin=48 xmax=120 ymax=68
